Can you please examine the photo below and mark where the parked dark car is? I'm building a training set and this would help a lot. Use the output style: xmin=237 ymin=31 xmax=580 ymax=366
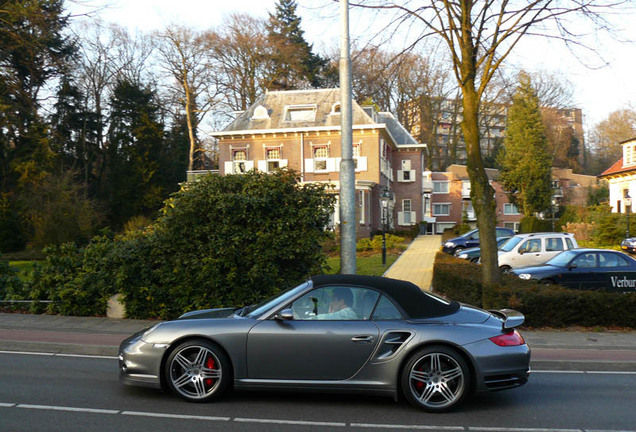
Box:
xmin=621 ymin=237 xmax=636 ymax=254
xmin=512 ymin=248 xmax=636 ymax=292
xmin=455 ymin=236 xmax=512 ymax=262
xmin=119 ymin=274 xmax=530 ymax=412
xmin=443 ymin=227 xmax=515 ymax=254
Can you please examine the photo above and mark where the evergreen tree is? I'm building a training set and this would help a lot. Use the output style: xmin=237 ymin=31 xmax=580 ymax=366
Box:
xmin=106 ymin=80 xmax=167 ymax=226
xmin=265 ymin=0 xmax=327 ymax=90
xmin=498 ymin=72 xmax=552 ymax=216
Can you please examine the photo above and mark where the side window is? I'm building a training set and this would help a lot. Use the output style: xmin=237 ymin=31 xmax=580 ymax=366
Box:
xmin=519 ymin=239 xmax=540 ymax=253
xmin=599 ymin=252 xmax=630 ymax=268
xmin=565 ymin=238 xmax=574 ymax=250
xmin=572 ymin=252 xmax=597 ymax=268
xmin=546 ymin=238 xmax=564 ymax=252
xmin=290 ymin=286 xmax=376 ymax=321
xmin=371 ymin=296 xmax=403 ymax=320
xmin=469 ymin=231 xmax=479 ymax=240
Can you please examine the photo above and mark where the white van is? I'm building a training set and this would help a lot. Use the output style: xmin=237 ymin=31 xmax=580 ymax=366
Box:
xmin=498 ymin=233 xmax=578 ymax=271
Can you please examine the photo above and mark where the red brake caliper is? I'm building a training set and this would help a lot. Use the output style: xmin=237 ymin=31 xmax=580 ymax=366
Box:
xmin=205 ymin=356 xmax=216 ymax=387
xmin=415 ymin=366 xmax=425 ymax=390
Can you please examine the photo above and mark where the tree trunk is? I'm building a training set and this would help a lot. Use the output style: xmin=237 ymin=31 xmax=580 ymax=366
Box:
xmin=459 ymin=1 xmax=499 ymax=306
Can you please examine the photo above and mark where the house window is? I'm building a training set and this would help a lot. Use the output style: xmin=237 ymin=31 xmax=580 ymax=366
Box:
xmin=433 ymin=203 xmax=451 ymax=216
xmin=433 ymin=181 xmax=449 ymax=193
xmin=504 ymin=222 xmax=520 ymax=233
xmin=284 ymin=105 xmax=316 ymax=122
xmin=503 ymin=203 xmax=520 ymax=215
xmin=357 ymin=190 xmax=365 ymax=224
xmin=232 ymin=149 xmax=248 ymax=173
xmin=313 ymin=145 xmax=329 ymax=171
xmin=403 ymin=171 xmax=411 ymax=181
xmin=625 ymin=143 xmax=636 ymax=166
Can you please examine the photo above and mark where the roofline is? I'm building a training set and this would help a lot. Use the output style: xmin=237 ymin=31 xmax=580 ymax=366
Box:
xmin=211 ymin=124 xmax=387 ymax=137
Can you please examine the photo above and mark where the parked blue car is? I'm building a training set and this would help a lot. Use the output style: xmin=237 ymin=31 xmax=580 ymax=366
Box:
xmin=442 ymin=227 xmax=515 ymax=254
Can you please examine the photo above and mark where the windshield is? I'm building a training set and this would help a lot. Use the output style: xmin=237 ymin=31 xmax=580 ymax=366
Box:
xmin=246 ymin=281 xmax=310 ymax=319
xmin=500 ymin=236 xmax=523 ymax=252
xmin=546 ymin=250 xmax=578 ymax=266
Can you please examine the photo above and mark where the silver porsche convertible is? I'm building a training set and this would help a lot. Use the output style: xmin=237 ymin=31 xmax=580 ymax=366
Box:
xmin=119 ymin=274 xmax=530 ymax=412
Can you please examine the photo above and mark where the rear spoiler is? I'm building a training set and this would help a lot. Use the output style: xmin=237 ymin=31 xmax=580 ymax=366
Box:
xmin=489 ymin=308 xmax=525 ymax=330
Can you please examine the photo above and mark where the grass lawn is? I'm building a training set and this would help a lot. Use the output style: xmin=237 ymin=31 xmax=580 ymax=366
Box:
xmin=324 ymin=253 xmax=400 ymax=276
xmin=8 ymin=261 xmax=37 ymax=282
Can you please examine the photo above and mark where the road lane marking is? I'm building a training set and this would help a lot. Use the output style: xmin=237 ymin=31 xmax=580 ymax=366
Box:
xmin=235 ymin=417 xmax=346 ymax=427
xmin=0 ymin=403 xmax=633 ymax=432
xmin=351 ymin=423 xmax=463 ymax=430
xmin=0 ymin=350 xmax=117 ymax=360
xmin=122 ymin=411 xmax=230 ymax=421
xmin=17 ymin=404 xmax=119 ymax=414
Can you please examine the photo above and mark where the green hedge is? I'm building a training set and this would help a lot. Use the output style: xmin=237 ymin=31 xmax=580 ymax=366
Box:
xmin=432 ymin=252 xmax=636 ymax=328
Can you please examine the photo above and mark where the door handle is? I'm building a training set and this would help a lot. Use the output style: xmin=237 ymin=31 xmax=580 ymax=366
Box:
xmin=351 ymin=335 xmax=374 ymax=343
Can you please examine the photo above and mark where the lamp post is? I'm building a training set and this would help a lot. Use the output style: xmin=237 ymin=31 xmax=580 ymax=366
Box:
xmin=551 ymin=197 xmax=557 ymax=232
xmin=625 ymin=192 xmax=632 ymax=239
xmin=379 ymin=188 xmax=391 ymax=266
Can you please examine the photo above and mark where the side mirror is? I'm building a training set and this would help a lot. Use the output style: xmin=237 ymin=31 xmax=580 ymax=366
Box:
xmin=276 ymin=308 xmax=294 ymax=320
xmin=567 ymin=263 xmax=577 ymax=270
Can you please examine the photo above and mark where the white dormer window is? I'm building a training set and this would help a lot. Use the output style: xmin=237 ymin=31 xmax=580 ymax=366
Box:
xmin=252 ymin=105 xmax=269 ymax=120
xmin=284 ymin=105 xmax=317 ymax=122
xmin=330 ymin=102 xmax=341 ymax=115
xmin=624 ymin=142 xmax=636 ymax=167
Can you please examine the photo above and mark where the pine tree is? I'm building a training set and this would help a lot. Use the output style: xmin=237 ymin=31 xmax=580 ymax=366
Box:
xmin=498 ymin=72 xmax=552 ymax=216
xmin=265 ymin=0 xmax=327 ymax=90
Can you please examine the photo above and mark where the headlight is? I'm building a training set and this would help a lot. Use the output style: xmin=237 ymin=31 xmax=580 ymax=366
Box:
xmin=518 ymin=273 xmax=532 ymax=280
xmin=444 ymin=241 xmax=455 ymax=248
xmin=458 ymin=253 xmax=468 ymax=259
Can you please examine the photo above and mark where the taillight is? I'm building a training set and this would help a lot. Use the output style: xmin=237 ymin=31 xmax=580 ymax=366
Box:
xmin=489 ymin=330 xmax=525 ymax=347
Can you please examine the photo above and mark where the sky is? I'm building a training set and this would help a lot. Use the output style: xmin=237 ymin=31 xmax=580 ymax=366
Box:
xmin=67 ymin=0 xmax=636 ymax=131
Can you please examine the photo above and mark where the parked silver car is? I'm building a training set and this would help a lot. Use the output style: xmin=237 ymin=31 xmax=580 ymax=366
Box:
xmin=119 ymin=274 xmax=530 ymax=412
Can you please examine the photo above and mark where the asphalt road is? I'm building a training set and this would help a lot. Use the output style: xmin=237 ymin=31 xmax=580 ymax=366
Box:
xmin=1 ymin=352 xmax=635 ymax=432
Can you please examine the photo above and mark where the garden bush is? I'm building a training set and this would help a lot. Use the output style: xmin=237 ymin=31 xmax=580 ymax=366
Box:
xmin=432 ymin=252 xmax=635 ymax=328
xmin=0 ymin=260 xmax=25 ymax=301
xmin=356 ymin=234 xmax=405 ymax=252
xmin=23 ymin=170 xmax=336 ymax=319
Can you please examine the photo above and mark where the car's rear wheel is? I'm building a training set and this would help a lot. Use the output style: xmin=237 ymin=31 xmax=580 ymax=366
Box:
xmin=165 ymin=339 xmax=230 ymax=402
xmin=470 ymin=257 xmax=479 ymax=263
xmin=401 ymin=345 xmax=470 ymax=412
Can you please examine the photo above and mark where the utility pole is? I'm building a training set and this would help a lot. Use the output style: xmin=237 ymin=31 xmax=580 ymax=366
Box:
xmin=339 ymin=0 xmax=356 ymax=274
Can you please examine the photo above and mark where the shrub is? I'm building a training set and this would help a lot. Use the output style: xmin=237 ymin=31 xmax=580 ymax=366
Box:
xmin=25 ymin=170 xmax=336 ymax=319
xmin=0 ymin=260 xmax=25 ymax=301
xmin=357 ymin=234 xmax=405 ymax=252
xmin=520 ymin=216 xmax=552 ymax=233
xmin=432 ymin=252 xmax=635 ymax=328
xmin=562 ymin=221 xmax=596 ymax=241
xmin=0 ymin=195 xmax=26 ymax=253
xmin=593 ymin=213 xmax=624 ymax=245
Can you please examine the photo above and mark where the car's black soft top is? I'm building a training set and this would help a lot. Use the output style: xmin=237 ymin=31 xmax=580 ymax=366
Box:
xmin=310 ymin=274 xmax=460 ymax=319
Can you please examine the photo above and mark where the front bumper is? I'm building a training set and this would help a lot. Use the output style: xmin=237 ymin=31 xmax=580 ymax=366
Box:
xmin=118 ymin=332 xmax=166 ymax=389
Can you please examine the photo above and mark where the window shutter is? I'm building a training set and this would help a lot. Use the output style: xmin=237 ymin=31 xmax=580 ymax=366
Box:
xmin=305 ymin=159 xmax=314 ymax=172
xmin=356 ymin=157 xmax=367 ymax=171
xmin=398 ymin=211 xmax=405 ymax=226
xmin=410 ymin=211 xmax=416 ymax=225
xmin=257 ymin=160 xmax=267 ymax=172
xmin=279 ymin=159 xmax=288 ymax=168
xmin=326 ymin=158 xmax=337 ymax=172
xmin=397 ymin=170 xmax=404 ymax=182
xmin=244 ymin=161 xmax=255 ymax=171
xmin=224 ymin=161 xmax=233 ymax=175
xmin=409 ymin=170 xmax=416 ymax=182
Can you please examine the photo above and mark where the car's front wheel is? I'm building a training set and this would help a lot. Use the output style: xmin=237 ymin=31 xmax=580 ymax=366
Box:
xmin=165 ymin=339 xmax=231 ymax=402
xmin=401 ymin=345 xmax=470 ymax=412
xmin=500 ymin=265 xmax=512 ymax=274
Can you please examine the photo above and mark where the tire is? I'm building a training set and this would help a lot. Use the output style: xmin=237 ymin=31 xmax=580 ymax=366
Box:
xmin=500 ymin=265 xmax=512 ymax=274
xmin=470 ymin=257 xmax=479 ymax=263
xmin=401 ymin=345 xmax=470 ymax=412
xmin=165 ymin=339 xmax=231 ymax=402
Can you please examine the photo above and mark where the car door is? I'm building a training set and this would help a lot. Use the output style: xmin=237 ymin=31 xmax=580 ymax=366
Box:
xmin=556 ymin=251 xmax=599 ymax=290
xmin=465 ymin=231 xmax=480 ymax=248
xmin=516 ymin=238 xmax=543 ymax=267
xmin=543 ymin=237 xmax=565 ymax=263
xmin=246 ymin=286 xmax=380 ymax=380
xmin=597 ymin=252 xmax=636 ymax=292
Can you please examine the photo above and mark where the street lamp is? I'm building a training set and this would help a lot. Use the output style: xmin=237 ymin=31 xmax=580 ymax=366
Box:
xmin=625 ymin=192 xmax=632 ymax=239
xmin=379 ymin=188 xmax=391 ymax=266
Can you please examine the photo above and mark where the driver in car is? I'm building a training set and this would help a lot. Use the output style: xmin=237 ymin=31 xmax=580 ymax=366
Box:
xmin=310 ymin=288 xmax=358 ymax=320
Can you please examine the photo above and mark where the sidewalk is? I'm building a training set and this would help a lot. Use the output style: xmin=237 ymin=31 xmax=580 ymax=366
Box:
xmin=383 ymin=235 xmax=441 ymax=290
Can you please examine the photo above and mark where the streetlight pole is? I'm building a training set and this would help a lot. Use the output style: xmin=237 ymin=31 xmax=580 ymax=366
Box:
xmin=380 ymin=188 xmax=390 ymax=266
xmin=551 ymin=197 xmax=557 ymax=231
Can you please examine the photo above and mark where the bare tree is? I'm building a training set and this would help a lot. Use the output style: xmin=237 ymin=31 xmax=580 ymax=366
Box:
xmin=155 ymin=25 xmax=218 ymax=172
xmin=209 ymin=13 xmax=271 ymax=112
xmin=350 ymin=0 xmax=627 ymax=296
xmin=589 ymin=107 xmax=636 ymax=172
